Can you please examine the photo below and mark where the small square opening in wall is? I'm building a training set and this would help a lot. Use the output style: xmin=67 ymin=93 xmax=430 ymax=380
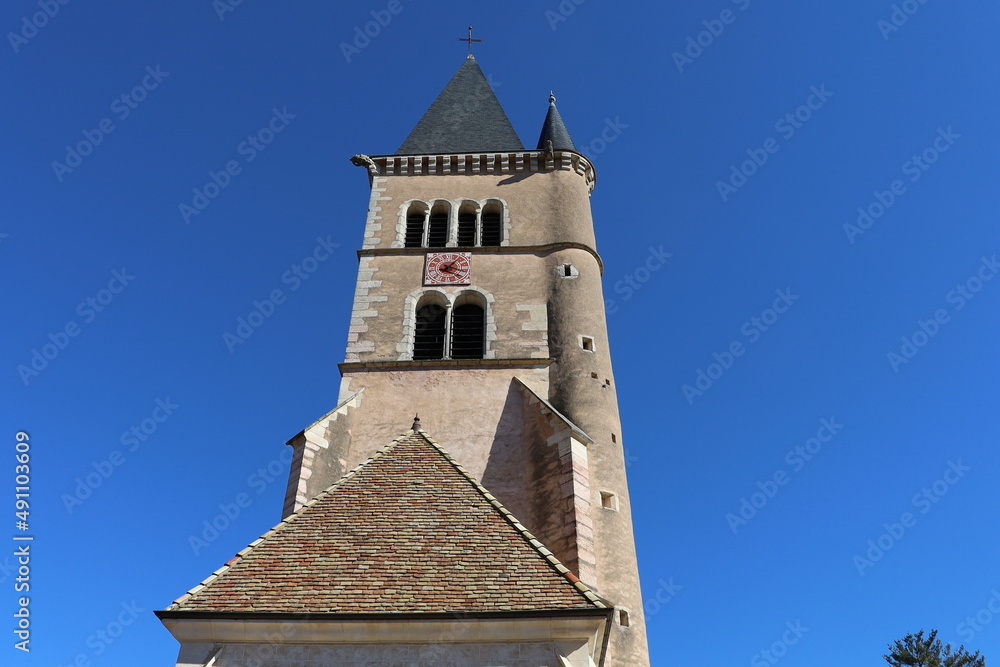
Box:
xmin=618 ymin=609 xmax=630 ymax=627
xmin=600 ymin=491 xmax=618 ymax=511
xmin=559 ymin=263 xmax=578 ymax=278
xmin=581 ymin=336 xmax=594 ymax=352
xmin=591 ymin=372 xmax=598 ymax=379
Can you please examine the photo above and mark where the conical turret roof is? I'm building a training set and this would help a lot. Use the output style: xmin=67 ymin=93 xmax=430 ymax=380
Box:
xmin=536 ymin=93 xmax=577 ymax=151
xmin=396 ymin=56 xmax=524 ymax=155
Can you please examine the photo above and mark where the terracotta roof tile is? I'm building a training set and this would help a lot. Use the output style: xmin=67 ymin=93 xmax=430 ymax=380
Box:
xmin=166 ymin=429 xmax=604 ymax=614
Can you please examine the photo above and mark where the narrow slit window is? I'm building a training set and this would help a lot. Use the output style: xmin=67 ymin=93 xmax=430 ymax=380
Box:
xmin=618 ymin=609 xmax=630 ymax=627
xmin=563 ymin=264 xmax=573 ymax=277
xmin=611 ymin=433 xmax=617 ymax=444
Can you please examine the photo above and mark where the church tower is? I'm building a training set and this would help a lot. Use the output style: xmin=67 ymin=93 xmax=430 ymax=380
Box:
xmin=158 ymin=55 xmax=650 ymax=667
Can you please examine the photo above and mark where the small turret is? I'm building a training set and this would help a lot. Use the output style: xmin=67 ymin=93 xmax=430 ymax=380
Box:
xmin=536 ymin=92 xmax=578 ymax=151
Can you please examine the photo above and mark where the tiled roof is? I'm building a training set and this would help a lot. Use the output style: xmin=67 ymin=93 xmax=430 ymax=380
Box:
xmin=396 ymin=56 xmax=525 ymax=155
xmin=166 ymin=429 xmax=605 ymax=614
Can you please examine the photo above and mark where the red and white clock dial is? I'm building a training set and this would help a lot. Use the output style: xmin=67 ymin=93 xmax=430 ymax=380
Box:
xmin=424 ymin=252 xmax=472 ymax=285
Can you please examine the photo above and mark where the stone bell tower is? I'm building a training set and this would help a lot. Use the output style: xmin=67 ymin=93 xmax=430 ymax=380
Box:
xmin=159 ymin=54 xmax=649 ymax=667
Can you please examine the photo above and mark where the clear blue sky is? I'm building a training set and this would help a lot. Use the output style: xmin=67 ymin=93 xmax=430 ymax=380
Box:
xmin=3 ymin=1 xmax=998 ymax=665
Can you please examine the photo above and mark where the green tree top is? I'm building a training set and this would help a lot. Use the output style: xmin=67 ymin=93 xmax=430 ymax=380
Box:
xmin=884 ymin=630 xmax=985 ymax=667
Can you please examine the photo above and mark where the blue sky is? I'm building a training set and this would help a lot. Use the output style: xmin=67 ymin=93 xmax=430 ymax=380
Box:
xmin=3 ymin=1 xmax=998 ymax=665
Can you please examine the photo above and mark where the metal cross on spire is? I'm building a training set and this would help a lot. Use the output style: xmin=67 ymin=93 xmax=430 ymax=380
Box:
xmin=456 ymin=26 xmax=483 ymax=55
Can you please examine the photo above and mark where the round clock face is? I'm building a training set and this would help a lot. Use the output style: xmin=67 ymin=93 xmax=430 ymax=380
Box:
xmin=424 ymin=252 xmax=472 ymax=285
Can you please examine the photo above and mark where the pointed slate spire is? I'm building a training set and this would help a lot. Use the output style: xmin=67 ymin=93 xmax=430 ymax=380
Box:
xmin=536 ymin=92 xmax=577 ymax=151
xmin=397 ymin=56 xmax=524 ymax=155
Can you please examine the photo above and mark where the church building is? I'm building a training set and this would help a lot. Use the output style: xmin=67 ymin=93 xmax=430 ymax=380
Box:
xmin=157 ymin=52 xmax=650 ymax=667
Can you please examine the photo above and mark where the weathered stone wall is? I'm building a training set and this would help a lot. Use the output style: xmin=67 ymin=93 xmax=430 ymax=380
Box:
xmin=175 ymin=640 xmax=594 ymax=667
xmin=344 ymin=252 xmax=558 ymax=363
xmin=364 ymin=165 xmax=597 ymax=251
xmin=212 ymin=641 xmax=567 ymax=666
xmin=324 ymin=366 xmax=550 ymax=489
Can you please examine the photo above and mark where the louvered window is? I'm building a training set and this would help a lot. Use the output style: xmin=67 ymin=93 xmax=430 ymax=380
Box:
xmin=404 ymin=204 xmax=425 ymax=248
xmin=457 ymin=207 xmax=477 ymax=246
xmin=480 ymin=205 xmax=502 ymax=246
xmin=427 ymin=205 xmax=449 ymax=248
xmin=450 ymin=304 xmax=485 ymax=359
xmin=412 ymin=304 xmax=446 ymax=360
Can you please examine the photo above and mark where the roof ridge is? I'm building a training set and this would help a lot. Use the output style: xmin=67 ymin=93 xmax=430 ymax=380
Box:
xmin=165 ymin=431 xmax=416 ymax=611
xmin=286 ymin=388 xmax=365 ymax=443
xmin=412 ymin=429 xmax=606 ymax=609
xmin=165 ymin=427 xmax=606 ymax=613
xmin=512 ymin=378 xmax=592 ymax=444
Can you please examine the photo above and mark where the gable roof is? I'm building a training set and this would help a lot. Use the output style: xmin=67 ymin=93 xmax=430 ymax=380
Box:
xmin=396 ymin=56 xmax=525 ymax=155
xmin=164 ymin=429 xmax=605 ymax=615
